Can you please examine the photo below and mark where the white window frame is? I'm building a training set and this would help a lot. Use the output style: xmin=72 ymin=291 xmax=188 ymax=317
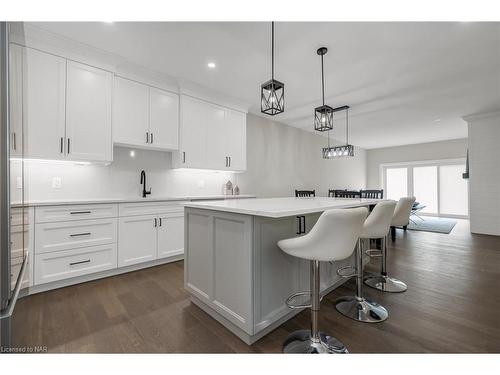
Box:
xmin=380 ymin=158 xmax=469 ymax=219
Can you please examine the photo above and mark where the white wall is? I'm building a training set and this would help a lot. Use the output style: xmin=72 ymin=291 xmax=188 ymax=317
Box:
xmin=464 ymin=111 xmax=500 ymax=236
xmin=237 ymin=114 xmax=367 ymax=197
xmin=11 ymin=113 xmax=368 ymax=203
xmin=366 ymin=138 xmax=468 ymax=189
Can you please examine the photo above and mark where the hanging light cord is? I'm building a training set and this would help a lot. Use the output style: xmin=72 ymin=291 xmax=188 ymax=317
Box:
xmin=346 ymin=108 xmax=349 ymax=145
xmin=271 ymin=21 xmax=274 ymax=80
xmin=321 ymin=53 xmax=325 ymax=106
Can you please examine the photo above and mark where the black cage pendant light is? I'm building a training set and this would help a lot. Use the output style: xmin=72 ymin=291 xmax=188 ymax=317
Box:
xmin=261 ymin=22 xmax=284 ymax=115
xmin=323 ymin=105 xmax=354 ymax=158
xmin=314 ymin=47 xmax=334 ymax=132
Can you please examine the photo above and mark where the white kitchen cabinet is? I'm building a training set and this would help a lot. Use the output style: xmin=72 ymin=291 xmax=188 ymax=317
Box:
xmin=157 ymin=212 xmax=184 ymax=259
xmin=113 ymin=76 xmax=179 ymax=151
xmin=149 ymin=87 xmax=179 ymax=150
xmin=9 ymin=44 xmax=23 ymax=157
xmin=177 ymin=95 xmax=207 ymax=168
xmin=12 ymin=46 xmax=113 ymax=162
xmin=175 ymin=95 xmax=247 ymax=171
xmin=224 ymin=109 xmax=247 ymax=171
xmin=118 ymin=215 xmax=158 ymax=267
xmin=65 ymin=61 xmax=113 ymax=162
xmin=113 ymin=76 xmax=150 ymax=147
xmin=23 ymin=46 xmax=66 ymax=160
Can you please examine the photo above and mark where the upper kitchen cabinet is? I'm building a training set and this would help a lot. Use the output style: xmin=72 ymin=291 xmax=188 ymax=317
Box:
xmin=174 ymin=95 xmax=247 ymax=171
xmin=65 ymin=61 xmax=113 ymax=162
xmin=113 ymin=77 xmax=149 ymax=147
xmin=113 ymin=76 xmax=179 ymax=151
xmin=11 ymin=45 xmax=113 ymax=162
xmin=22 ymin=46 xmax=66 ymax=161
xmin=149 ymin=87 xmax=179 ymax=150
xmin=9 ymin=44 xmax=24 ymax=158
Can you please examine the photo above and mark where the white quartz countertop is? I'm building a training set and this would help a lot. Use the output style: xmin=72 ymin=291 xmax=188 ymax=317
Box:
xmin=184 ymin=197 xmax=387 ymax=218
xmin=12 ymin=194 xmax=256 ymax=207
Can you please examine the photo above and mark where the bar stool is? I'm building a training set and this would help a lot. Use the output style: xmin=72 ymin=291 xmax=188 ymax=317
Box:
xmin=364 ymin=197 xmax=414 ymax=293
xmin=335 ymin=201 xmax=395 ymax=323
xmin=278 ymin=207 xmax=367 ymax=354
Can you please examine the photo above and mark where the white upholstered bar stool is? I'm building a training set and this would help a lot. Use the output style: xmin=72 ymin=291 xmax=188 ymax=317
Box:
xmin=364 ymin=197 xmax=415 ymax=293
xmin=335 ymin=201 xmax=395 ymax=323
xmin=278 ymin=207 xmax=367 ymax=354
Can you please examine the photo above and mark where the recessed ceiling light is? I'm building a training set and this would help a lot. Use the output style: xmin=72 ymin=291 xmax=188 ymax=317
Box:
xmin=207 ymin=62 xmax=216 ymax=69
xmin=434 ymin=118 xmax=441 ymax=122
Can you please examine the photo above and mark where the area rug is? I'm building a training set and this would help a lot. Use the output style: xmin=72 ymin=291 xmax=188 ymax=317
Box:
xmin=407 ymin=217 xmax=457 ymax=234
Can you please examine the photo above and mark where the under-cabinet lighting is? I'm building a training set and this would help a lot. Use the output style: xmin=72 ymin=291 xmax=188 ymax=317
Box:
xmin=10 ymin=158 xmax=93 ymax=166
xmin=207 ymin=62 xmax=216 ymax=69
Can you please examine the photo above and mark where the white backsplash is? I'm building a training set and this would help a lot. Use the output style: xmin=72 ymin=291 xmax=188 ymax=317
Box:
xmin=10 ymin=147 xmax=237 ymax=203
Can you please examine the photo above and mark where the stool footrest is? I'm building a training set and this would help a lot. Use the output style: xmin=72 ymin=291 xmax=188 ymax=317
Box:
xmin=365 ymin=248 xmax=383 ymax=258
xmin=286 ymin=291 xmax=324 ymax=309
xmin=336 ymin=265 xmax=357 ymax=278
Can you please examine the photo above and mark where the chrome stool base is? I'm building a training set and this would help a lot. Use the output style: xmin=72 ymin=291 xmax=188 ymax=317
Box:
xmin=364 ymin=274 xmax=407 ymax=293
xmin=282 ymin=330 xmax=348 ymax=354
xmin=335 ymin=296 xmax=388 ymax=323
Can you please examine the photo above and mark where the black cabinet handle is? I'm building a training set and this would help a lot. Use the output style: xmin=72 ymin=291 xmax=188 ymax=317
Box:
xmin=13 ymin=132 xmax=16 ymax=151
xmin=159 ymin=218 xmax=162 ymax=227
xmin=154 ymin=218 xmax=157 ymax=227
xmin=67 ymin=138 xmax=71 ymax=154
xmin=70 ymin=232 xmax=91 ymax=237
xmin=229 ymin=157 xmax=231 ymax=167
xmin=296 ymin=216 xmax=306 ymax=234
xmin=151 ymin=133 xmax=154 ymax=144
xmin=182 ymin=151 xmax=186 ymax=163
xmin=146 ymin=132 xmax=149 ymax=143
xmin=60 ymin=137 xmax=64 ymax=154
xmin=69 ymin=259 xmax=91 ymax=266
xmin=70 ymin=211 xmax=91 ymax=215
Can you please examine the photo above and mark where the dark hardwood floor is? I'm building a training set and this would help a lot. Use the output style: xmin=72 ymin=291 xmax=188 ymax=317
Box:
xmin=12 ymin=219 xmax=500 ymax=353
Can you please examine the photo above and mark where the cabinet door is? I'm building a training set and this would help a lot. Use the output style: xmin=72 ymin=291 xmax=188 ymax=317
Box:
xmin=24 ymin=47 xmax=66 ymax=160
xmin=9 ymin=44 xmax=23 ymax=157
xmin=225 ymin=109 xmax=247 ymax=171
xmin=65 ymin=61 xmax=113 ymax=162
xmin=205 ymin=102 xmax=227 ymax=170
xmin=157 ymin=212 xmax=184 ymax=259
xmin=149 ymin=88 xmax=179 ymax=151
xmin=118 ymin=215 xmax=157 ymax=267
xmin=178 ymin=95 xmax=206 ymax=168
xmin=113 ymin=77 xmax=149 ymax=147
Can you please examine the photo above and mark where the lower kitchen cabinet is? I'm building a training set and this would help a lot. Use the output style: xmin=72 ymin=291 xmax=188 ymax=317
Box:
xmin=157 ymin=212 xmax=184 ymax=259
xmin=34 ymin=243 xmax=118 ymax=285
xmin=118 ymin=215 xmax=158 ymax=267
xmin=118 ymin=211 xmax=185 ymax=266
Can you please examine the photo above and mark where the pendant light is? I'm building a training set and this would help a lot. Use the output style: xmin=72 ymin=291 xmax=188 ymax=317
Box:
xmin=323 ymin=105 xmax=355 ymax=158
xmin=314 ymin=47 xmax=334 ymax=132
xmin=261 ymin=21 xmax=284 ymax=115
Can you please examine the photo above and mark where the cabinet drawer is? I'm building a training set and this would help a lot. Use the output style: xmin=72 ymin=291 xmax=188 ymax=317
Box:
xmin=118 ymin=201 xmax=186 ymax=217
xmin=35 ymin=218 xmax=117 ymax=254
xmin=35 ymin=204 xmax=118 ymax=223
xmin=34 ymin=244 xmax=117 ymax=285
xmin=11 ymin=207 xmax=29 ymax=226
xmin=11 ymin=224 xmax=28 ymax=259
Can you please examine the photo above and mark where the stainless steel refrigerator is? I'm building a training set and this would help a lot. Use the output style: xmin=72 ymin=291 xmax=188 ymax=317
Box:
xmin=0 ymin=21 xmax=29 ymax=352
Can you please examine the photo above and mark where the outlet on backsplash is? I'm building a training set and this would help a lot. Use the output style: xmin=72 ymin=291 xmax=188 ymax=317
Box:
xmin=52 ymin=177 xmax=62 ymax=189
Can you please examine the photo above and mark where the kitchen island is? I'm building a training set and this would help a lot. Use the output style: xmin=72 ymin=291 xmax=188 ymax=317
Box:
xmin=183 ymin=197 xmax=383 ymax=344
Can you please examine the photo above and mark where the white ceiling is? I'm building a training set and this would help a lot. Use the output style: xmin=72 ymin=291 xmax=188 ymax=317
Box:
xmin=29 ymin=22 xmax=500 ymax=149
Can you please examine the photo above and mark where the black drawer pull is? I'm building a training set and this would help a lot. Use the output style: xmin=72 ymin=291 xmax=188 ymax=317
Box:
xmin=70 ymin=211 xmax=91 ymax=215
xmin=69 ymin=259 xmax=91 ymax=266
xmin=70 ymin=232 xmax=91 ymax=237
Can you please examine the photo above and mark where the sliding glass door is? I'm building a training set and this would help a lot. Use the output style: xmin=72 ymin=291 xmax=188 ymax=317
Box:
xmin=383 ymin=159 xmax=468 ymax=218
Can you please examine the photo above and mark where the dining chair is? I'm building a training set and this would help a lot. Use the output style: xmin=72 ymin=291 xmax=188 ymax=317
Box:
xmin=360 ymin=189 xmax=384 ymax=199
xmin=295 ymin=190 xmax=316 ymax=197
xmin=335 ymin=190 xmax=361 ymax=198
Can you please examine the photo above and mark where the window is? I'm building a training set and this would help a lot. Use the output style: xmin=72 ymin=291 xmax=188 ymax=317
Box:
xmin=383 ymin=160 xmax=468 ymax=218
xmin=385 ymin=168 xmax=407 ymax=201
